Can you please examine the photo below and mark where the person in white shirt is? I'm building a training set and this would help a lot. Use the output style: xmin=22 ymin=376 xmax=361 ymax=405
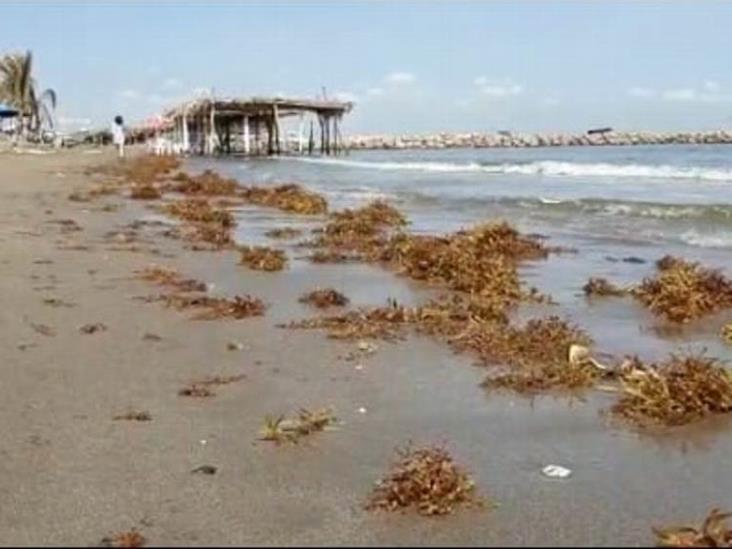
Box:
xmin=112 ymin=115 xmax=125 ymax=158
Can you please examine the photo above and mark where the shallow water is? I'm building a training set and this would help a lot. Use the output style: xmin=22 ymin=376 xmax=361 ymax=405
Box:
xmin=184 ymin=144 xmax=732 ymax=364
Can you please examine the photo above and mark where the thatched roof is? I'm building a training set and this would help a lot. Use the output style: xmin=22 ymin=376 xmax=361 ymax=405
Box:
xmin=165 ymin=96 xmax=354 ymax=119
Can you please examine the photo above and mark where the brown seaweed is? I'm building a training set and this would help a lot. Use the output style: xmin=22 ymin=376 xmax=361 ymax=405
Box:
xmin=170 ymin=169 xmax=239 ymax=195
xmin=259 ymin=408 xmax=337 ymax=444
xmin=583 ymin=277 xmax=628 ymax=297
xmin=160 ymin=293 xmax=266 ymax=320
xmin=298 ymin=288 xmax=350 ymax=308
xmin=129 ymin=185 xmax=162 ymax=200
xmin=366 ymin=445 xmax=482 ymax=516
xmin=136 ymin=266 xmax=207 ymax=292
xmin=238 ymin=246 xmax=287 ymax=271
xmin=654 ymin=508 xmax=732 ymax=547
xmin=632 ymin=256 xmax=732 ymax=323
xmin=611 ymin=353 xmax=732 ymax=426
xmin=264 ymin=227 xmax=303 ymax=239
xmin=100 ymin=529 xmax=146 ymax=548
xmin=240 ymin=183 xmax=328 ymax=214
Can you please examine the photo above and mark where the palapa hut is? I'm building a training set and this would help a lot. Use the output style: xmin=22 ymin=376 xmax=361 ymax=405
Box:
xmin=162 ymin=96 xmax=353 ymax=156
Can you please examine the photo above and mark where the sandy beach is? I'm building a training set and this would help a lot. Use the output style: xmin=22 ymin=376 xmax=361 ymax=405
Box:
xmin=0 ymin=148 xmax=729 ymax=546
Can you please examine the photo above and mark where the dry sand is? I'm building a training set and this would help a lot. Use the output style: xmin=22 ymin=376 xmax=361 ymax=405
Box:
xmin=1 ymin=149 xmax=731 ymax=546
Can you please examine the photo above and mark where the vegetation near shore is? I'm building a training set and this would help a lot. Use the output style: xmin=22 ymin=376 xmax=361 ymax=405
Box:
xmin=0 ymin=50 xmax=56 ymax=136
xmin=366 ymin=445 xmax=482 ymax=516
xmin=584 ymin=256 xmax=732 ymax=323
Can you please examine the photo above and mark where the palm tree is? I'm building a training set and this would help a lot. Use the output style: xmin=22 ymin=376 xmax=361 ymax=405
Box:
xmin=0 ymin=50 xmax=56 ymax=136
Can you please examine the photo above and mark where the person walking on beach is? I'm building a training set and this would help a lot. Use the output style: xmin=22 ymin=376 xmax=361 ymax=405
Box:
xmin=112 ymin=115 xmax=126 ymax=158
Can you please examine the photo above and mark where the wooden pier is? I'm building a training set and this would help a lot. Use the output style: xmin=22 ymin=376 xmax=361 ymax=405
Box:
xmin=162 ymin=96 xmax=353 ymax=156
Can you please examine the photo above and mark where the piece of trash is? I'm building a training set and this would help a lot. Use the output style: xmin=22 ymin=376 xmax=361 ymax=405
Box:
xmin=227 ymin=341 xmax=244 ymax=351
xmin=358 ymin=407 xmax=367 ymax=414
xmin=79 ymin=322 xmax=107 ymax=334
xmin=200 ymin=439 xmax=207 ymax=445
xmin=143 ymin=332 xmax=162 ymax=341
xmin=17 ymin=342 xmax=37 ymax=351
xmin=31 ymin=323 xmax=56 ymax=336
xmin=113 ymin=410 xmax=152 ymax=422
xmin=100 ymin=528 xmax=146 ymax=548
xmin=355 ymin=364 xmax=364 ymax=371
xmin=357 ymin=340 xmax=377 ymax=354
xmin=259 ymin=408 xmax=337 ymax=444
xmin=191 ymin=465 xmax=217 ymax=475
xmin=541 ymin=464 xmax=572 ymax=479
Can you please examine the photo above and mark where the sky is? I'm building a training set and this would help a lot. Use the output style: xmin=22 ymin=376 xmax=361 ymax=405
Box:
xmin=3 ymin=1 xmax=732 ymax=134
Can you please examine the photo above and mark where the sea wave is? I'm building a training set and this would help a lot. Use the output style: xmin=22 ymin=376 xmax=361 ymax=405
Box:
xmin=679 ymin=230 xmax=732 ymax=249
xmin=292 ymin=157 xmax=732 ymax=182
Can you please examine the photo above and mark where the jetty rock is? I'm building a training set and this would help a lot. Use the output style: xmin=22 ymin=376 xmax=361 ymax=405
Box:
xmin=344 ymin=130 xmax=732 ymax=150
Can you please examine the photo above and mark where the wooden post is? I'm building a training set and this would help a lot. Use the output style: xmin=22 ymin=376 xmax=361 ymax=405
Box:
xmin=254 ymin=118 xmax=261 ymax=155
xmin=319 ymin=114 xmax=325 ymax=154
xmin=273 ymin=103 xmax=281 ymax=155
xmin=225 ymin=118 xmax=231 ymax=154
xmin=298 ymin=113 xmax=304 ymax=154
xmin=267 ymin=115 xmax=274 ymax=155
xmin=308 ymin=120 xmax=314 ymax=155
xmin=332 ymin=116 xmax=338 ymax=155
xmin=182 ymin=110 xmax=189 ymax=153
xmin=243 ymin=115 xmax=250 ymax=155
xmin=208 ymin=101 xmax=216 ymax=154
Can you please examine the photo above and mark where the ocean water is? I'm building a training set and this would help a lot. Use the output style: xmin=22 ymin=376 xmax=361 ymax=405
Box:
xmin=186 ymin=144 xmax=732 ymax=360
xmin=191 ymin=144 xmax=732 ymax=249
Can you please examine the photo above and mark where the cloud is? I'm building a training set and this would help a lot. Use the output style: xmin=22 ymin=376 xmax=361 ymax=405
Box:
xmin=663 ymin=88 xmax=697 ymax=101
xmin=366 ymin=87 xmax=384 ymax=96
xmin=474 ymin=77 xmax=523 ymax=98
xmin=704 ymin=80 xmax=720 ymax=93
xmin=626 ymin=82 xmax=732 ymax=103
xmin=385 ymin=72 xmax=416 ymax=84
xmin=120 ymin=89 xmax=140 ymax=100
xmin=542 ymin=96 xmax=561 ymax=106
xmin=163 ymin=78 xmax=183 ymax=89
xmin=627 ymin=87 xmax=656 ymax=98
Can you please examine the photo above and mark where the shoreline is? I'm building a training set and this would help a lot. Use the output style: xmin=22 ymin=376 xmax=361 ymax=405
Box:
xmin=1 ymin=149 xmax=732 ymax=545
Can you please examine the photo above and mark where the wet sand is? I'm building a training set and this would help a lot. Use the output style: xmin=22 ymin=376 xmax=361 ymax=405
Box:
xmin=1 ymin=149 xmax=731 ymax=546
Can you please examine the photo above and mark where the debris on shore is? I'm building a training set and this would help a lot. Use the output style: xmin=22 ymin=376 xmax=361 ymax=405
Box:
xmin=238 ymin=245 xmax=287 ymax=271
xmin=632 ymin=256 xmax=732 ymax=323
xmin=179 ymin=374 xmax=246 ymax=398
xmin=259 ymin=408 xmax=337 ymax=444
xmin=366 ymin=445 xmax=483 ymax=516
xmin=583 ymin=277 xmax=628 ymax=297
xmin=240 ymin=183 xmax=328 ymax=215
xmin=113 ymin=410 xmax=152 ymax=422
xmin=136 ymin=266 xmax=207 ymax=292
xmin=298 ymin=288 xmax=350 ymax=308
xmin=654 ymin=508 xmax=732 ymax=547
xmin=100 ymin=529 xmax=147 ymax=548
xmin=722 ymin=323 xmax=732 ymax=344
xmin=160 ymin=294 xmax=266 ymax=320
xmin=129 ymin=184 xmax=162 ymax=200
xmin=170 ymin=169 xmax=239 ymax=195
xmin=611 ymin=353 xmax=732 ymax=426
xmin=264 ymin=227 xmax=303 ymax=239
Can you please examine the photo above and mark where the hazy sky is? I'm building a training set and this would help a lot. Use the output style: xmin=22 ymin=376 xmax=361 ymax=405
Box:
xmin=3 ymin=1 xmax=732 ymax=133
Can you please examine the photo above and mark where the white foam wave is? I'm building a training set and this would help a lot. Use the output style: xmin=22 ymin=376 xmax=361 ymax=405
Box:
xmin=292 ymin=157 xmax=732 ymax=182
xmin=680 ymin=230 xmax=732 ymax=249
